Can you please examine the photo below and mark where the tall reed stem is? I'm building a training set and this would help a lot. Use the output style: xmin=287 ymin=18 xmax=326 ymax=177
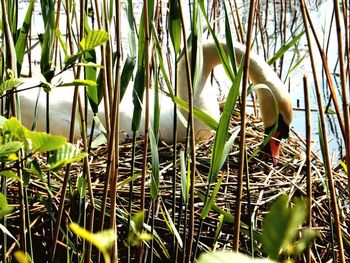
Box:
xmin=304 ymin=5 xmax=346 ymax=139
xmin=137 ymin=0 xmax=151 ymax=261
xmin=50 ymin=0 xmax=85 ymax=259
xmin=108 ymin=0 xmax=122 ymax=259
xmin=177 ymin=1 xmax=197 ymax=260
xmin=303 ymin=76 xmax=312 ymax=263
xmin=233 ymin=0 xmax=256 ymax=251
xmin=332 ymin=0 xmax=350 ymax=204
xmin=300 ymin=1 xmax=345 ymax=262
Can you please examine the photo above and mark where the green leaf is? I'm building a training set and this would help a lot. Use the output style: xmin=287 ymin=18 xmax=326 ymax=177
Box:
xmin=262 ymin=194 xmax=307 ymax=259
xmin=199 ymin=0 xmax=235 ymax=81
xmin=340 ymin=161 xmax=347 ymax=173
xmin=128 ymin=211 xmax=153 ymax=247
xmin=180 ymin=151 xmax=188 ymax=203
xmin=159 ymin=199 xmax=183 ymax=248
xmin=0 ymin=78 xmax=25 ymax=94
xmin=84 ymin=48 xmax=99 ymax=113
xmin=40 ymin=0 xmax=55 ymax=79
xmin=116 ymin=172 xmax=140 ymax=189
xmin=143 ymin=224 xmax=170 ymax=259
xmin=0 ymin=141 xmax=21 ymax=161
xmin=248 ymin=84 xmax=279 ymax=161
xmin=24 ymin=159 xmax=44 ymax=181
xmin=223 ymin=2 xmax=238 ymax=75
xmin=0 ymin=170 xmax=22 ymax=182
xmin=149 ymin=128 xmax=159 ymax=200
xmin=2 ymin=117 xmax=26 ymax=139
xmin=202 ymin=173 xmax=225 ymax=218
xmin=126 ymin=0 xmax=137 ymax=57
xmin=131 ymin=69 xmax=145 ymax=132
xmin=48 ymin=143 xmax=87 ymax=170
xmin=267 ymin=31 xmax=304 ymax=65
xmin=208 ymin=64 xmax=243 ymax=185
xmin=287 ymin=54 xmax=306 ymax=76
xmin=58 ymin=79 xmax=97 ymax=87
xmin=293 ymin=228 xmax=319 ymax=255
xmin=132 ymin=211 xmax=144 ymax=233
xmin=79 ymin=30 xmax=109 ymax=51
xmin=26 ymin=131 xmax=66 ymax=153
xmin=0 ymin=193 xmax=13 ymax=219
xmin=14 ymin=251 xmax=31 ymax=263
xmin=131 ymin=0 xmax=154 ymax=133
xmin=174 ymin=97 xmax=218 ymax=131
xmin=168 ymin=0 xmax=181 ymax=54
xmin=65 ymin=53 xmax=82 ymax=66
xmin=69 ymin=222 xmax=114 ymax=263
xmin=77 ymin=177 xmax=87 ymax=198
xmin=214 ymin=214 xmax=225 ymax=245
xmin=120 ymin=56 xmax=136 ymax=100
xmin=131 ymin=3 xmax=149 ymax=133
xmin=15 ymin=0 xmax=35 ymax=74
xmin=152 ymin=67 xmax=160 ymax=139
xmin=128 ymin=211 xmax=152 ymax=249
xmin=191 ymin=0 xmax=203 ymax=96
xmin=55 ymin=28 xmax=68 ymax=58
xmin=76 ymin=62 xmax=104 ymax=68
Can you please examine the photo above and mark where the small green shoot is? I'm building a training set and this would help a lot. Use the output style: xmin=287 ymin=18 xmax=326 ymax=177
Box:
xmin=128 ymin=211 xmax=152 ymax=247
xmin=69 ymin=222 xmax=115 ymax=263
xmin=262 ymin=194 xmax=319 ymax=260
xmin=0 ymin=193 xmax=13 ymax=219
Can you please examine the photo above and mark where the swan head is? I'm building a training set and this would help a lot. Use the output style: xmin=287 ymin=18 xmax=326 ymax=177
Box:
xmin=254 ymin=82 xmax=292 ymax=165
xmin=262 ymin=112 xmax=291 ymax=166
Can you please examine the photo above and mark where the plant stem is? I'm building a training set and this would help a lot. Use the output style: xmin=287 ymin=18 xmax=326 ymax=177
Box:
xmin=300 ymin=1 xmax=345 ymax=262
xmin=303 ymin=75 xmax=312 ymax=263
xmin=233 ymin=0 xmax=256 ymax=251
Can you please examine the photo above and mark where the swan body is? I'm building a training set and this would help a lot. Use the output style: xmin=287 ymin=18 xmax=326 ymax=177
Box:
xmin=18 ymin=41 xmax=292 ymax=162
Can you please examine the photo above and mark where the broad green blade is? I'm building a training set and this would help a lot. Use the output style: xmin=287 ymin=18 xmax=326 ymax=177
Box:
xmin=120 ymin=56 xmax=136 ymax=101
xmin=15 ymin=0 xmax=35 ymax=74
xmin=267 ymin=30 xmax=304 ymax=65
xmin=168 ymin=0 xmax=181 ymax=54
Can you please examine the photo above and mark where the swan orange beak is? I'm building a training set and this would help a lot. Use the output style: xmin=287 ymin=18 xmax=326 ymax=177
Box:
xmin=270 ymin=131 xmax=281 ymax=166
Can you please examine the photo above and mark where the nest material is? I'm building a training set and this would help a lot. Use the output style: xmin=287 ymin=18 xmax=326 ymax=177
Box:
xmin=2 ymin=113 xmax=349 ymax=262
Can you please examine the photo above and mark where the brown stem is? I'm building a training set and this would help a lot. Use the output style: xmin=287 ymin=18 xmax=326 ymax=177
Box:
xmin=233 ymin=0 xmax=256 ymax=251
xmin=300 ymin=1 xmax=345 ymax=262
xmin=303 ymin=76 xmax=312 ymax=263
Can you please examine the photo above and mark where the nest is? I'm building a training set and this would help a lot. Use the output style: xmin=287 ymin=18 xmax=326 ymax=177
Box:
xmin=1 ymin=112 xmax=349 ymax=262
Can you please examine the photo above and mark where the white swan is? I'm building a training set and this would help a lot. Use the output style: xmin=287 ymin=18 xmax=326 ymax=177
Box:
xmin=18 ymin=41 xmax=292 ymax=162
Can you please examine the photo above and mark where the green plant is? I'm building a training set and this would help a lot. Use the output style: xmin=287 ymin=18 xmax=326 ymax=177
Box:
xmin=262 ymin=194 xmax=319 ymax=261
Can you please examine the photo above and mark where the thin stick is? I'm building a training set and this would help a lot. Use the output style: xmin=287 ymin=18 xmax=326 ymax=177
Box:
xmin=233 ymin=0 xmax=245 ymax=43
xmin=233 ymin=0 xmax=256 ymax=251
xmin=300 ymin=1 xmax=345 ymax=262
xmin=303 ymin=76 xmax=312 ymax=263
xmin=333 ymin=0 xmax=350 ymax=205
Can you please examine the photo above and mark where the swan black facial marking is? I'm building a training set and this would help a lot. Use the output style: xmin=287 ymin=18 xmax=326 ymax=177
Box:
xmin=264 ymin=113 xmax=290 ymax=139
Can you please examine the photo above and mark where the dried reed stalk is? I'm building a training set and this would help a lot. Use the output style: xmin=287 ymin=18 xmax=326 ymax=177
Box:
xmin=233 ymin=0 xmax=256 ymax=251
xmin=300 ymin=1 xmax=345 ymax=261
